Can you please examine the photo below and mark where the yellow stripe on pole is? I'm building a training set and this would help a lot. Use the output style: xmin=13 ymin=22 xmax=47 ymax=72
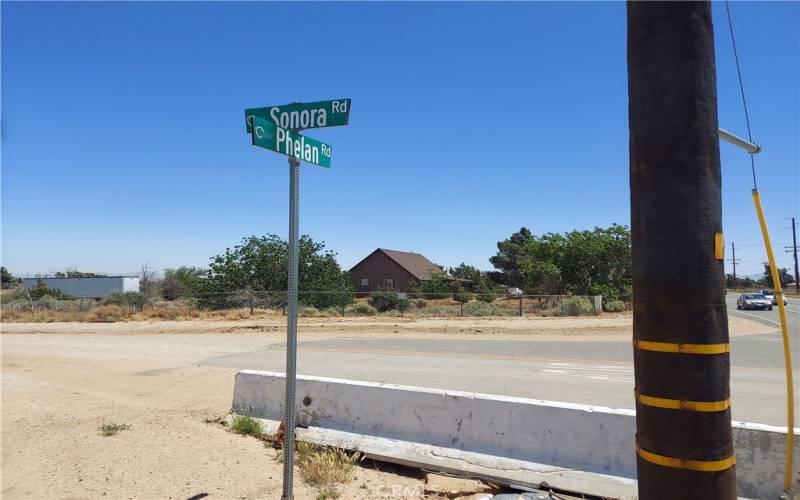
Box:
xmin=636 ymin=444 xmax=736 ymax=472
xmin=752 ymin=189 xmax=795 ymax=492
xmin=636 ymin=392 xmax=730 ymax=412
xmin=634 ymin=339 xmax=730 ymax=354
xmin=715 ymin=232 xmax=725 ymax=260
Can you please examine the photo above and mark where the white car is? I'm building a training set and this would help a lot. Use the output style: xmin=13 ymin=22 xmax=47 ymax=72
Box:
xmin=507 ymin=287 xmax=523 ymax=297
xmin=756 ymin=290 xmax=787 ymax=306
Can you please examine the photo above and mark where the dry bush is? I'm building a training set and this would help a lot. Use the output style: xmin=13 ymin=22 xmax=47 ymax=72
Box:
xmin=0 ymin=308 xmax=34 ymax=322
xmin=297 ymin=445 xmax=362 ymax=496
xmin=134 ymin=303 xmax=200 ymax=321
xmin=276 ymin=442 xmax=361 ymax=498
xmin=1 ymin=308 xmax=88 ymax=323
xmin=86 ymin=305 xmax=132 ymax=323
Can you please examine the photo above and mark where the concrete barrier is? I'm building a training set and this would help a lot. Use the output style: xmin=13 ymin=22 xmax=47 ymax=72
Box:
xmin=232 ymin=370 xmax=799 ymax=499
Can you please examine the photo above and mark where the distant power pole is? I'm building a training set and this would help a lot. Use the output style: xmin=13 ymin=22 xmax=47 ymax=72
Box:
xmin=628 ymin=2 xmax=735 ymax=499
xmin=729 ymin=241 xmax=740 ymax=289
xmin=788 ymin=217 xmax=799 ymax=293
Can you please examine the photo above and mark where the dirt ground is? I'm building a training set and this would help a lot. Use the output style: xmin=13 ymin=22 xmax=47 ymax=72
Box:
xmin=0 ymin=315 xmax=771 ymax=499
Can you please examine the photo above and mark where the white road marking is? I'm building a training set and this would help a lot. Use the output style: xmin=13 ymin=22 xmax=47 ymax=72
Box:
xmin=541 ymin=362 xmax=634 ymax=383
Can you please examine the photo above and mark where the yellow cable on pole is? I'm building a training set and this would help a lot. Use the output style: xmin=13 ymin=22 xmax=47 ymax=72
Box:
xmin=751 ymin=188 xmax=795 ymax=492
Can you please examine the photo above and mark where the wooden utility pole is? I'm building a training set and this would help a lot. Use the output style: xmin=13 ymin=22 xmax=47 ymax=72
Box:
xmin=729 ymin=241 xmax=739 ymax=289
xmin=627 ymin=2 xmax=736 ymax=498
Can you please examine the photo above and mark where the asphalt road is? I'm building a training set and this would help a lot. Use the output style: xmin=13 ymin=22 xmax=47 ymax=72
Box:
xmin=203 ymin=296 xmax=800 ymax=427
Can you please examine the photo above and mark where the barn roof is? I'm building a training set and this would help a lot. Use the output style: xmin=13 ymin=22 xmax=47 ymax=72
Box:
xmin=351 ymin=248 xmax=442 ymax=281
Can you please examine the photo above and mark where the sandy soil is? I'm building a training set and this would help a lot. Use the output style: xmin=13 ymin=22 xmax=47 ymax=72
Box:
xmin=0 ymin=315 xmax=772 ymax=499
xmin=0 ymin=330 xmax=427 ymax=499
xmin=0 ymin=313 xmax=773 ymax=339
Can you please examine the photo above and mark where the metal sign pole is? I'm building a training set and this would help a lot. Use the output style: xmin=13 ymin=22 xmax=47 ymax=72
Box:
xmin=282 ymin=155 xmax=300 ymax=500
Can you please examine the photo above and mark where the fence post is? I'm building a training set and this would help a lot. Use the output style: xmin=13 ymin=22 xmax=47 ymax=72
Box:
xmin=249 ymin=296 xmax=254 ymax=315
xmin=593 ymin=295 xmax=602 ymax=315
xmin=519 ymin=296 xmax=523 ymax=317
xmin=460 ymin=302 xmax=463 ymax=317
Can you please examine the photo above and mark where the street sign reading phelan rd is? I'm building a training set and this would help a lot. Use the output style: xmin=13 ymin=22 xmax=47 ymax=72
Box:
xmin=245 ymin=99 xmax=351 ymax=133
xmin=250 ymin=116 xmax=332 ymax=168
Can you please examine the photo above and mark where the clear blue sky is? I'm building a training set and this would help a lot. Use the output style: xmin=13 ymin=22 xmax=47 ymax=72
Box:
xmin=2 ymin=2 xmax=798 ymax=278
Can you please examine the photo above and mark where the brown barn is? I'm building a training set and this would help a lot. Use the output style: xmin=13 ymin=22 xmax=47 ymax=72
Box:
xmin=349 ymin=248 xmax=443 ymax=293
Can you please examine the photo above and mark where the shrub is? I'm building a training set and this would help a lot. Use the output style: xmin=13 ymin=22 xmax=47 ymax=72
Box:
xmin=590 ymin=283 xmax=633 ymax=305
xmin=346 ymin=302 xmax=377 ymax=316
xmin=419 ymin=272 xmax=452 ymax=299
xmin=556 ymin=297 xmax=595 ymax=316
xmin=230 ymin=411 xmax=263 ymax=436
xmin=103 ymin=291 xmax=147 ymax=309
xmin=86 ymin=305 xmax=130 ymax=323
xmin=368 ymin=287 xmax=400 ymax=312
xmin=35 ymin=295 xmax=70 ymax=311
xmin=451 ymin=287 xmax=473 ymax=304
xmin=397 ymin=298 xmax=410 ymax=313
xmin=603 ymin=300 xmax=627 ymax=312
xmin=300 ymin=306 xmax=320 ymax=317
xmin=415 ymin=298 xmax=427 ymax=308
xmin=29 ymin=280 xmax=69 ymax=300
xmin=295 ymin=444 xmax=362 ymax=498
xmin=136 ymin=303 xmax=199 ymax=320
xmin=320 ymin=307 xmax=342 ymax=317
xmin=462 ymin=301 xmax=514 ymax=316
xmin=98 ymin=422 xmax=130 ymax=436
xmin=415 ymin=305 xmax=460 ymax=317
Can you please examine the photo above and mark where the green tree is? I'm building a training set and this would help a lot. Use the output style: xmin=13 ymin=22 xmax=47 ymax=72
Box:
xmin=200 ymin=235 xmax=353 ymax=309
xmin=489 ymin=227 xmax=536 ymax=288
xmin=448 ymin=263 xmax=482 ymax=282
xmin=53 ymin=270 xmax=107 ymax=278
xmin=490 ymin=224 xmax=631 ymax=303
xmin=162 ymin=267 xmax=206 ymax=300
xmin=1 ymin=267 xmax=19 ymax=285
xmin=28 ymin=279 xmax=69 ymax=300
xmin=418 ymin=272 xmax=453 ymax=299
xmin=761 ymin=264 xmax=793 ymax=287
xmin=726 ymin=274 xmax=754 ymax=289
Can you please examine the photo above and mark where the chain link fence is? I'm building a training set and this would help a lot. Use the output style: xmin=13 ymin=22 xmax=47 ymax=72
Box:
xmin=2 ymin=287 xmax=604 ymax=320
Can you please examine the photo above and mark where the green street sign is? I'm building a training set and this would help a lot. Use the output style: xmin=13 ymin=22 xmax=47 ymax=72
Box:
xmin=245 ymin=98 xmax=351 ymax=133
xmin=250 ymin=116 xmax=331 ymax=168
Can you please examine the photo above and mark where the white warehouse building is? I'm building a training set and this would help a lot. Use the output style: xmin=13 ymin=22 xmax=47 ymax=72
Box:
xmin=22 ymin=276 xmax=139 ymax=298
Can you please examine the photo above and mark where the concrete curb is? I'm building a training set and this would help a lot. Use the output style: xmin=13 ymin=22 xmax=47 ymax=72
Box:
xmin=232 ymin=370 xmax=799 ymax=499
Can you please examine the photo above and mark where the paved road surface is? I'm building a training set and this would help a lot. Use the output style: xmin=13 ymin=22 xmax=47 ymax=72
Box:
xmin=203 ymin=296 xmax=800 ymax=427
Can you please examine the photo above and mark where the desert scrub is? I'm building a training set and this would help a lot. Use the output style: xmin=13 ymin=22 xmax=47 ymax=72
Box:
xmin=86 ymin=305 xmax=132 ymax=323
xmin=98 ymin=422 xmax=130 ymax=436
xmin=345 ymin=302 xmax=377 ymax=316
xmin=553 ymin=297 xmax=595 ymax=316
xmin=230 ymin=411 xmax=263 ymax=436
xmin=300 ymin=306 xmax=320 ymax=317
xmin=603 ymin=299 xmax=627 ymax=312
xmin=415 ymin=305 xmax=460 ymax=317
xmin=462 ymin=301 xmax=514 ymax=316
xmin=290 ymin=443 xmax=362 ymax=499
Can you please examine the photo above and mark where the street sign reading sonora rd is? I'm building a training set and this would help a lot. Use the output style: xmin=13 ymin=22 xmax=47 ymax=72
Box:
xmin=245 ymin=98 xmax=351 ymax=133
xmin=250 ymin=116 xmax=331 ymax=168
